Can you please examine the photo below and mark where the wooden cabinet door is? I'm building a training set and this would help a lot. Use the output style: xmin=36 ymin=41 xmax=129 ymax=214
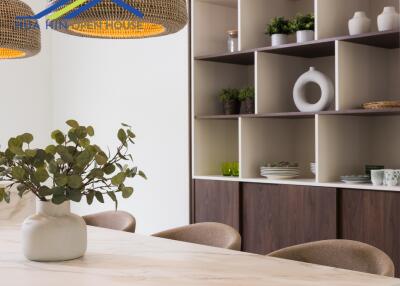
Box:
xmin=340 ymin=189 xmax=400 ymax=276
xmin=242 ymin=183 xmax=337 ymax=255
xmin=193 ymin=180 xmax=240 ymax=231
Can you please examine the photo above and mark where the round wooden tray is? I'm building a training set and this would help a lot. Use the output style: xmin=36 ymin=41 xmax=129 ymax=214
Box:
xmin=362 ymin=101 xmax=400 ymax=109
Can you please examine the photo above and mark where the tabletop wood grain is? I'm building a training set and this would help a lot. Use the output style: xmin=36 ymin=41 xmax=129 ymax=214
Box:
xmin=0 ymin=224 xmax=399 ymax=286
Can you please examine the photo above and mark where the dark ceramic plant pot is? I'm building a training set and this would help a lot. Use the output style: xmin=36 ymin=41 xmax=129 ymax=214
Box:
xmin=240 ymin=98 xmax=255 ymax=114
xmin=223 ymin=99 xmax=240 ymax=115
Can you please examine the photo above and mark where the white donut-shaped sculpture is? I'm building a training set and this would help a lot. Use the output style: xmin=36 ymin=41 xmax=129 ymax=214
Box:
xmin=293 ymin=67 xmax=334 ymax=112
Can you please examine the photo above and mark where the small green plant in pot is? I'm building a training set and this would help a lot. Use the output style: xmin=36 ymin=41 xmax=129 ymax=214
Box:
xmin=0 ymin=120 xmax=146 ymax=262
xmin=265 ymin=17 xmax=292 ymax=46
xmin=239 ymin=87 xmax=255 ymax=114
xmin=219 ymin=88 xmax=240 ymax=115
xmin=290 ymin=13 xmax=315 ymax=43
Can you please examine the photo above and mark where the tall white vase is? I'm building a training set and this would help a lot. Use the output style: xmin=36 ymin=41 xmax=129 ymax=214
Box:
xmin=348 ymin=11 xmax=371 ymax=35
xmin=377 ymin=6 xmax=400 ymax=31
xmin=22 ymin=200 xmax=87 ymax=262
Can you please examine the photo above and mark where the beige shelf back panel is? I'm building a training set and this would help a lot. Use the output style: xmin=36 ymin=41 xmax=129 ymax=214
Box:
xmin=240 ymin=117 xmax=315 ymax=178
xmin=193 ymin=0 xmax=238 ymax=56
xmin=240 ymin=0 xmax=314 ymax=50
xmin=194 ymin=119 xmax=239 ymax=176
xmin=337 ymin=41 xmax=400 ymax=110
xmin=194 ymin=61 xmax=254 ymax=115
xmin=316 ymin=0 xmax=400 ymax=39
xmin=317 ymin=115 xmax=400 ymax=183
xmin=256 ymin=52 xmax=335 ymax=113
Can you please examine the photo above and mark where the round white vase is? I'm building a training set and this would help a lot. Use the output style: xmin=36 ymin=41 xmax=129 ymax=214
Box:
xmin=293 ymin=67 xmax=334 ymax=112
xmin=377 ymin=6 xmax=400 ymax=31
xmin=271 ymin=34 xmax=288 ymax=46
xmin=22 ymin=200 xmax=87 ymax=262
xmin=296 ymin=30 xmax=314 ymax=43
xmin=348 ymin=11 xmax=371 ymax=35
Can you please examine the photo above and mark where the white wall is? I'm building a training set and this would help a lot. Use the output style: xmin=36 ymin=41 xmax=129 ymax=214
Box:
xmin=0 ymin=0 xmax=51 ymax=148
xmin=50 ymin=29 xmax=190 ymax=234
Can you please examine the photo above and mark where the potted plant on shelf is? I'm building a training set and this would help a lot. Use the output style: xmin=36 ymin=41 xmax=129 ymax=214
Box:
xmin=219 ymin=88 xmax=240 ymax=115
xmin=0 ymin=120 xmax=146 ymax=262
xmin=290 ymin=14 xmax=315 ymax=43
xmin=265 ymin=17 xmax=292 ymax=46
xmin=239 ymin=87 xmax=255 ymax=114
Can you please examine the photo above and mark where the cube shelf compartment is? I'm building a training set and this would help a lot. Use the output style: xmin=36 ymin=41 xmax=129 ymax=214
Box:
xmin=191 ymin=0 xmax=400 ymax=191
xmin=241 ymin=117 xmax=315 ymax=179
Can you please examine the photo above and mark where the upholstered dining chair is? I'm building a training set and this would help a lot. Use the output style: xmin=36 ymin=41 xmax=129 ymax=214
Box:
xmin=268 ymin=239 xmax=395 ymax=277
xmin=153 ymin=222 xmax=242 ymax=251
xmin=83 ymin=211 xmax=136 ymax=233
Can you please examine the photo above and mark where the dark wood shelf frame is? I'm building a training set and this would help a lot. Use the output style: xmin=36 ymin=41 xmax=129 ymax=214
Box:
xmin=194 ymin=30 xmax=399 ymax=64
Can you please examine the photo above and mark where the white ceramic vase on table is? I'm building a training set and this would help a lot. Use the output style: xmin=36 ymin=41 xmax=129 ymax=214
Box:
xmin=377 ymin=6 xmax=400 ymax=31
xmin=348 ymin=11 xmax=371 ymax=35
xmin=22 ymin=200 xmax=87 ymax=262
xmin=271 ymin=34 xmax=288 ymax=46
xmin=296 ymin=30 xmax=314 ymax=43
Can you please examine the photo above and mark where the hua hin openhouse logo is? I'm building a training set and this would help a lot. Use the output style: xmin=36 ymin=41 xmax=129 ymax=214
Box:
xmin=16 ymin=0 xmax=144 ymax=31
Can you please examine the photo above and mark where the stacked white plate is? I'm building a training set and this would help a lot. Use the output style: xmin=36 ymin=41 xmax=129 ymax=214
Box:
xmin=310 ymin=163 xmax=316 ymax=175
xmin=260 ymin=166 xmax=300 ymax=179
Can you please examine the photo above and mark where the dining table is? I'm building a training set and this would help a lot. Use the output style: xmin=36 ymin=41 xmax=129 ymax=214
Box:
xmin=1 ymin=223 xmax=400 ymax=286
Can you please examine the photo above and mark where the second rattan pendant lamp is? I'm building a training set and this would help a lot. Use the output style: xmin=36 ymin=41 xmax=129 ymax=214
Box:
xmin=49 ymin=0 xmax=188 ymax=39
xmin=0 ymin=0 xmax=41 ymax=59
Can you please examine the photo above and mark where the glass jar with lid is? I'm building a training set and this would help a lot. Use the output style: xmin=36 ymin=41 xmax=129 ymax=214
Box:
xmin=227 ymin=30 xmax=238 ymax=53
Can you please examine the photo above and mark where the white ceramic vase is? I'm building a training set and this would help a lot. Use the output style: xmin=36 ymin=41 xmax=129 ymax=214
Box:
xmin=348 ymin=11 xmax=371 ymax=35
xmin=22 ymin=200 xmax=87 ymax=262
xmin=377 ymin=6 xmax=400 ymax=31
xmin=296 ymin=30 xmax=314 ymax=43
xmin=271 ymin=34 xmax=288 ymax=46
xmin=293 ymin=67 xmax=334 ymax=112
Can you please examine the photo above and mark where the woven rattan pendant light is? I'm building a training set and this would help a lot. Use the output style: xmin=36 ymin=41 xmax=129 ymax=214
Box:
xmin=49 ymin=0 xmax=188 ymax=39
xmin=0 ymin=0 xmax=41 ymax=59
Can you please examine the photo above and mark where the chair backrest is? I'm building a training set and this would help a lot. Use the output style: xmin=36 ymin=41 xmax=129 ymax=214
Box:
xmin=153 ymin=222 xmax=241 ymax=251
xmin=83 ymin=211 xmax=136 ymax=233
xmin=268 ymin=240 xmax=395 ymax=277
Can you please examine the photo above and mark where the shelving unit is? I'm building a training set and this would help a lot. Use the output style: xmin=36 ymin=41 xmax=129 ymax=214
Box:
xmin=191 ymin=0 xmax=400 ymax=192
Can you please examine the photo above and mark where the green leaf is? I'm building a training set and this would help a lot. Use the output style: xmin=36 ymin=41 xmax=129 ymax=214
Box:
xmin=86 ymin=126 xmax=95 ymax=137
xmin=45 ymin=145 xmax=57 ymax=155
xmin=4 ymin=191 xmax=10 ymax=203
xmin=76 ymin=126 xmax=88 ymax=139
xmin=8 ymin=138 xmax=24 ymax=156
xmin=25 ymin=149 xmax=37 ymax=157
xmin=66 ymin=119 xmax=79 ymax=128
xmin=122 ymin=186 xmax=134 ymax=199
xmin=21 ymin=133 xmax=34 ymax=144
xmin=34 ymin=168 xmax=49 ymax=183
xmin=95 ymin=153 xmax=108 ymax=165
xmin=79 ymin=138 xmax=90 ymax=148
xmin=121 ymin=123 xmax=131 ymax=128
xmin=103 ymin=164 xmax=116 ymax=175
xmin=89 ymin=168 xmax=104 ymax=179
xmin=55 ymin=175 xmax=68 ymax=186
xmin=68 ymin=189 xmax=82 ymax=202
xmin=138 ymin=170 xmax=147 ymax=180
xmin=38 ymin=186 xmax=53 ymax=197
xmin=51 ymin=130 xmax=65 ymax=144
xmin=95 ymin=191 xmax=104 ymax=203
xmin=76 ymin=150 xmax=93 ymax=167
xmin=52 ymin=194 xmax=67 ymax=205
xmin=48 ymin=160 xmax=58 ymax=174
xmin=117 ymin=129 xmax=127 ymax=143
xmin=0 ymin=188 xmax=4 ymax=202
xmin=111 ymin=172 xmax=126 ymax=186
xmin=56 ymin=146 xmax=74 ymax=163
xmin=107 ymin=191 xmax=117 ymax=202
xmin=11 ymin=166 xmax=26 ymax=181
xmin=68 ymin=175 xmax=82 ymax=189
xmin=17 ymin=184 xmax=29 ymax=198
xmin=86 ymin=190 xmax=95 ymax=205
xmin=127 ymin=129 xmax=136 ymax=138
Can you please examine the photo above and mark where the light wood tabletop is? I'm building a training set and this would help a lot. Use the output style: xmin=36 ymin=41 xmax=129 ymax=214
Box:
xmin=0 ymin=224 xmax=399 ymax=286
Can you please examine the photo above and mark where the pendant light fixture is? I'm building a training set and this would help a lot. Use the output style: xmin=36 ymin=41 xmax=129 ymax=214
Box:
xmin=48 ymin=0 xmax=188 ymax=39
xmin=0 ymin=0 xmax=41 ymax=59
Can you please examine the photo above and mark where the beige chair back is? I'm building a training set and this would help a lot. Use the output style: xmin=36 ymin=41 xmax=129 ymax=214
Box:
xmin=83 ymin=211 xmax=136 ymax=233
xmin=153 ymin=222 xmax=241 ymax=251
xmin=268 ymin=240 xmax=395 ymax=277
